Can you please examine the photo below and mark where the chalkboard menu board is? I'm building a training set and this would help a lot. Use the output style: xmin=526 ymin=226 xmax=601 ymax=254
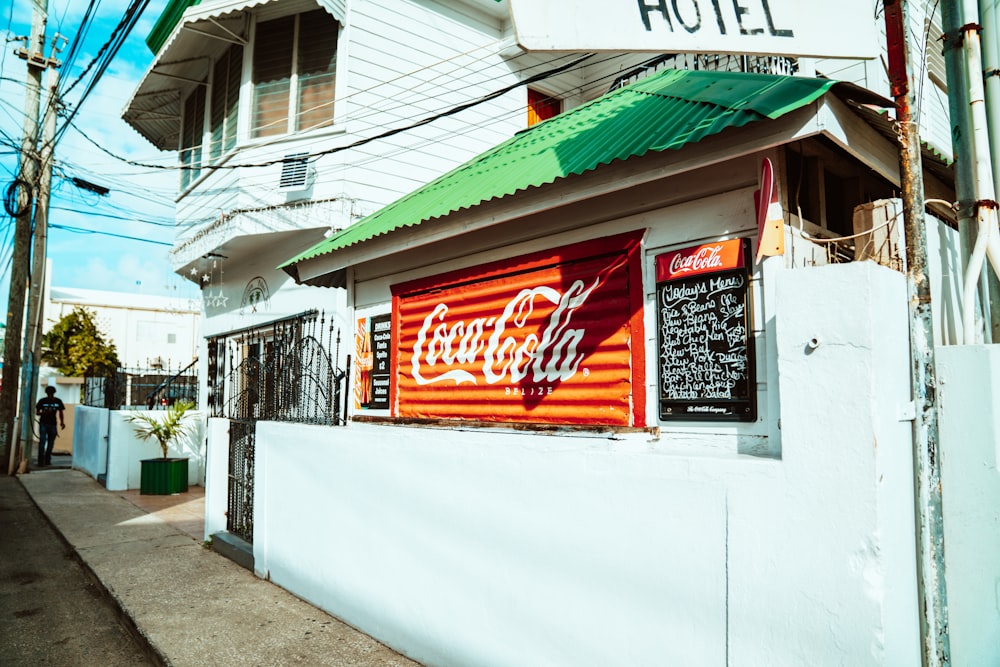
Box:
xmin=369 ymin=314 xmax=392 ymax=410
xmin=656 ymin=238 xmax=756 ymax=421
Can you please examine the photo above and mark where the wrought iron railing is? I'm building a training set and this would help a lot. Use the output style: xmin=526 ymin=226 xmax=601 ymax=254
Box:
xmin=608 ymin=53 xmax=798 ymax=92
xmin=83 ymin=361 xmax=199 ymax=409
xmin=207 ymin=309 xmax=348 ymax=426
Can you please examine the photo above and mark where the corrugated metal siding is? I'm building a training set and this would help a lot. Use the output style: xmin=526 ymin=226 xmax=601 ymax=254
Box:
xmin=284 ymin=69 xmax=838 ymax=268
xmin=395 ymin=250 xmax=634 ymax=426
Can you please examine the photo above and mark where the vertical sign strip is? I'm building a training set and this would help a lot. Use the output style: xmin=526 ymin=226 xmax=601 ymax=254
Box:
xmin=369 ymin=314 xmax=392 ymax=410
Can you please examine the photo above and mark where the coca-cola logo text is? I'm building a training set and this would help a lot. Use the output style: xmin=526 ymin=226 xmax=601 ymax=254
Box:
xmin=411 ymin=278 xmax=600 ymax=386
xmin=668 ymin=245 xmax=725 ymax=278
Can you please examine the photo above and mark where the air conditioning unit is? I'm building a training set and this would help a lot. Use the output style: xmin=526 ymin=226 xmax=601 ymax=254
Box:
xmin=278 ymin=153 xmax=314 ymax=193
xmin=853 ymin=198 xmax=905 ymax=272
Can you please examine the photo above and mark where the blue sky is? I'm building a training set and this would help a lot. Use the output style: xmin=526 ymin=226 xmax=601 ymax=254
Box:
xmin=1 ymin=0 xmax=199 ymax=301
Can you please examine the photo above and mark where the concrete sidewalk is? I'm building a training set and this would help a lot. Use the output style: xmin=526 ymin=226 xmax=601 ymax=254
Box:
xmin=19 ymin=469 xmax=421 ymax=667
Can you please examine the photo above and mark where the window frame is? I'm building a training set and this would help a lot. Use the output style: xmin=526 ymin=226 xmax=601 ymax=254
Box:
xmin=250 ymin=8 xmax=339 ymax=140
xmin=179 ymin=83 xmax=207 ymax=190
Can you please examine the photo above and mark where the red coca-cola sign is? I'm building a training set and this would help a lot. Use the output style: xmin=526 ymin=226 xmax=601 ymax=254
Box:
xmin=655 ymin=238 xmax=745 ymax=282
xmin=391 ymin=233 xmax=645 ymax=426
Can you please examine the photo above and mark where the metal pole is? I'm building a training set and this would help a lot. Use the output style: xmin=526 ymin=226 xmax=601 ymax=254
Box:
xmin=954 ymin=0 xmax=1000 ymax=343
xmin=978 ymin=0 xmax=1000 ymax=341
xmin=942 ymin=0 xmax=984 ymax=339
xmin=884 ymin=2 xmax=951 ymax=665
xmin=2 ymin=0 xmax=48 ymax=475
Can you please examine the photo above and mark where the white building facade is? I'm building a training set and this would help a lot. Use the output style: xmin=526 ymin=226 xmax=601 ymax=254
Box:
xmin=46 ymin=286 xmax=200 ymax=370
xmin=124 ymin=0 xmax=1000 ymax=665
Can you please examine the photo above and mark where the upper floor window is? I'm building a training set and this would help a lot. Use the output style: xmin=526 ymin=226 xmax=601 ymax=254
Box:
xmin=210 ymin=45 xmax=243 ymax=162
xmin=251 ymin=9 xmax=339 ymax=139
xmin=527 ymin=88 xmax=561 ymax=127
xmin=180 ymin=84 xmax=206 ymax=190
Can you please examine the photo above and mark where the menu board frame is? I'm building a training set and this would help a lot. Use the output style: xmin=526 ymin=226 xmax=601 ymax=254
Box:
xmin=655 ymin=238 xmax=756 ymax=422
xmin=369 ymin=314 xmax=392 ymax=410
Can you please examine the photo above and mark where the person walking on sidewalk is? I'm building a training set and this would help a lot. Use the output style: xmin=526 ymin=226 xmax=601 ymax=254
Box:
xmin=36 ymin=386 xmax=65 ymax=466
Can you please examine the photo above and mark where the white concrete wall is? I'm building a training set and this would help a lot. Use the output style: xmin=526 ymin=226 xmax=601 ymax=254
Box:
xmin=72 ymin=405 xmax=109 ymax=480
xmin=248 ymin=261 xmax=920 ymax=665
xmin=104 ymin=411 xmax=206 ymax=492
xmin=937 ymin=344 xmax=1000 ymax=666
xmin=204 ymin=418 xmax=231 ymax=540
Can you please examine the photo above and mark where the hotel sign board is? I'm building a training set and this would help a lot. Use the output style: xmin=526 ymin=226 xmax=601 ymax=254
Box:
xmin=508 ymin=0 xmax=878 ymax=59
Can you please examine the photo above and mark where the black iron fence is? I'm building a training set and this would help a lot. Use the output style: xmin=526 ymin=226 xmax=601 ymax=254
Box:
xmin=207 ymin=309 xmax=349 ymax=426
xmin=208 ymin=309 xmax=348 ymax=545
xmin=82 ymin=361 xmax=199 ymax=410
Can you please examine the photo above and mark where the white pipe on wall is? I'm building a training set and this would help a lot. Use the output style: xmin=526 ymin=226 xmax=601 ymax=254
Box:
xmin=959 ymin=0 xmax=1000 ymax=342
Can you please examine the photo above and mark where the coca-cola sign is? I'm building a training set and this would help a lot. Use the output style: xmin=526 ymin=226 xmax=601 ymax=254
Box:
xmin=392 ymin=234 xmax=645 ymax=426
xmin=655 ymin=238 xmax=745 ymax=282
xmin=655 ymin=238 xmax=756 ymax=422
xmin=411 ymin=278 xmax=599 ymax=387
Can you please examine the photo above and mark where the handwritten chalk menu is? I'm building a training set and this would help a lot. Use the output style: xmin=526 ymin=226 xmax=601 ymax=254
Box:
xmin=369 ymin=314 xmax=392 ymax=410
xmin=656 ymin=238 xmax=756 ymax=422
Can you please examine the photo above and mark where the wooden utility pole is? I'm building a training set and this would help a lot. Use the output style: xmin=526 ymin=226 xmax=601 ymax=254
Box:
xmin=2 ymin=0 xmax=50 ymax=475
xmin=19 ymin=62 xmax=61 ymax=466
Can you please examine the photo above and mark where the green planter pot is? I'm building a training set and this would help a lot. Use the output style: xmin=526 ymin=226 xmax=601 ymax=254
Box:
xmin=140 ymin=457 xmax=189 ymax=495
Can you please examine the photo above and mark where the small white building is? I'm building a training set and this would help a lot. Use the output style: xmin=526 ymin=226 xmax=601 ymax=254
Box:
xmin=46 ymin=286 xmax=200 ymax=370
xmin=270 ymin=66 xmax=996 ymax=665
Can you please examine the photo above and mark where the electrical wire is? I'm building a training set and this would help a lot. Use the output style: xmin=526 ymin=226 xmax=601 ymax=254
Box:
xmin=57 ymin=0 xmax=101 ymax=84
xmin=53 ymin=0 xmax=153 ymax=149
xmin=49 ymin=222 xmax=172 ymax=245
xmin=72 ymin=51 xmax=597 ymax=173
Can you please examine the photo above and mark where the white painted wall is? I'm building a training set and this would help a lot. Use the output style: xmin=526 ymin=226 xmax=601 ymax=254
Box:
xmin=104 ymin=410 xmax=206 ymax=492
xmin=199 ymin=234 xmax=345 ymax=338
xmin=72 ymin=405 xmax=109 ymax=480
xmin=249 ymin=261 xmax=919 ymax=666
xmin=204 ymin=418 xmax=231 ymax=540
xmin=937 ymin=344 xmax=1000 ymax=666
xmin=174 ymin=0 xmax=525 ymax=240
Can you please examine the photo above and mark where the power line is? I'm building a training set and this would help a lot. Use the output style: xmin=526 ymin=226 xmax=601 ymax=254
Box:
xmin=49 ymin=221 xmax=172 ymax=245
xmin=53 ymin=0 xmax=153 ymax=149
xmin=73 ymin=52 xmax=596 ymax=173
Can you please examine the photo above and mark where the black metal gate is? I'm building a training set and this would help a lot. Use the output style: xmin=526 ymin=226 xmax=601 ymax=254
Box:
xmin=227 ymin=419 xmax=255 ymax=542
xmin=209 ymin=310 xmax=348 ymax=544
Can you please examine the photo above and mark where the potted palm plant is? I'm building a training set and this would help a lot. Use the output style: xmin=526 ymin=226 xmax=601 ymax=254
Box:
xmin=127 ymin=399 xmax=196 ymax=495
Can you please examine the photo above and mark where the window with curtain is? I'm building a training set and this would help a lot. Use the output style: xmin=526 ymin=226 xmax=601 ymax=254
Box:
xmin=251 ymin=9 xmax=338 ymax=139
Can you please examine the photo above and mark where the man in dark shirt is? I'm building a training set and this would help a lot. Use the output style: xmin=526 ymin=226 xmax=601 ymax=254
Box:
xmin=36 ymin=386 xmax=65 ymax=466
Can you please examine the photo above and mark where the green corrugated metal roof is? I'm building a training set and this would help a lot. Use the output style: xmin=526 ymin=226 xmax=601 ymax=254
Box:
xmin=282 ymin=68 xmax=840 ymax=270
xmin=146 ymin=0 xmax=200 ymax=54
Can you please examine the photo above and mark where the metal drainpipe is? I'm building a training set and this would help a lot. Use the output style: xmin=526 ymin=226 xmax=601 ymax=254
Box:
xmin=943 ymin=0 xmax=985 ymax=341
xmin=978 ymin=0 xmax=1000 ymax=340
xmin=885 ymin=2 xmax=951 ymax=665
xmin=957 ymin=0 xmax=1000 ymax=344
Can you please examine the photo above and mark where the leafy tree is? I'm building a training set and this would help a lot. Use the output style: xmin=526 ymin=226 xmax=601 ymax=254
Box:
xmin=41 ymin=306 xmax=121 ymax=376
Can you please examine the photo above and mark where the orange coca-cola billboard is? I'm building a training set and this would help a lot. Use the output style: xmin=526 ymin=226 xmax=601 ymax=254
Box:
xmin=390 ymin=233 xmax=646 ymax=426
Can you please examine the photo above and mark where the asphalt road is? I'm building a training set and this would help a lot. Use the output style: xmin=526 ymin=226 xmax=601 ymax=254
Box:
xmin=0 ymin=472 xmax=153 ymax=666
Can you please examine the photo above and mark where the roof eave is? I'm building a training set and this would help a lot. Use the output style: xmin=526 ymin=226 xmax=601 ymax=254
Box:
xmin=285 ymin=103 xmax=831 ymax=285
